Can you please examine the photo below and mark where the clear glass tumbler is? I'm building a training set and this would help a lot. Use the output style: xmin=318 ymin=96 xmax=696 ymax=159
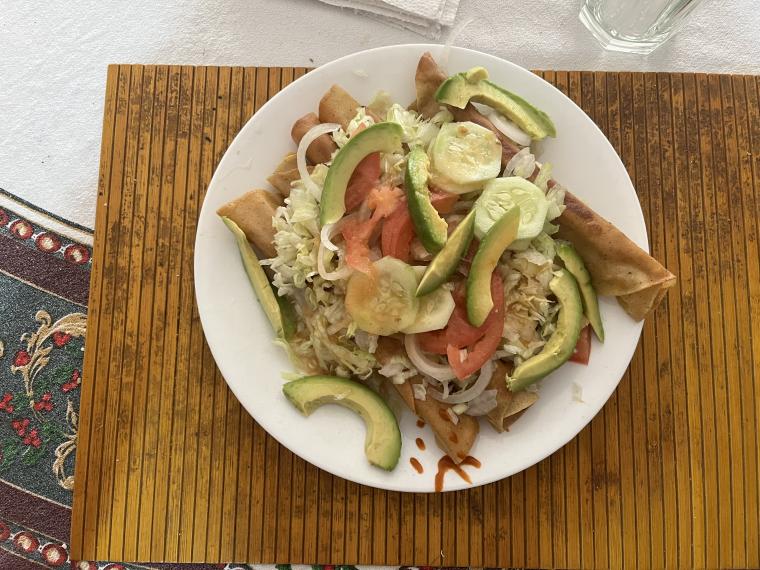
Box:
xmin=579 ymin=0 xmax=706 ymax=54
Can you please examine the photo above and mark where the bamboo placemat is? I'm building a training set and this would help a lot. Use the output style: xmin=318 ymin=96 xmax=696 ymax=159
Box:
xmin=69 ymin=65 xmax=760 ymax=569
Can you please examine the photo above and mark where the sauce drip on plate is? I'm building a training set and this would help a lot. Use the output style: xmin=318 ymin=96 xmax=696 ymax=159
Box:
xmin=416 ymin=419 xmax=426 ymax=428
xmin=434 ymin=455 xmax=482 ymax=492
xmin=410 ymin=457 xmax=424 ymax=474
xmin=415 ymin=437 xmax=426 ymax=451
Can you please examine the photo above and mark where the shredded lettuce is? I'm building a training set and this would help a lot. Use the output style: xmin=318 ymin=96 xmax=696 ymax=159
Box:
xmin=499 ymin=242 xmax=561 ymax=364
xmin=385 ymin=103 xmax=452 ymax=148
xmin=332 ymin=108 xmax=376 ymax=148
xmin=367 ymin=90 xmax=394 ymax=118
xmin=377 ymin=352 xmax=418 ymax=385
xmin=546 ymin=182 xmax=566 ymax=221
xmin=268 ymin=164 xmax=375 ymax=377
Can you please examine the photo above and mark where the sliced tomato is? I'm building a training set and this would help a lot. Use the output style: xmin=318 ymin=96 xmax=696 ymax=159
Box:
xmin=345 ymin=152 xmax=381 ymax=212
xmin=381 ymin=191 xmax=459 ymax=262
xmin=341 ymin=185 xmax=402 ymax=274
xmin=445 ymin=304 xmax=488 ymax=348
xmin=446 ymin=274 xmax=505 ymax=380
xmin=569 ymin=325 xmax=592 ymax=365
xmin=341 ymin=218 xmax=375 ymax=275
xmin=417 ymin=328 xmax=448 ymax=354
xmin=381 ymin=204 xmax=415 ymax=262
xmin=367 ymin=184 xmax=403 ymax=219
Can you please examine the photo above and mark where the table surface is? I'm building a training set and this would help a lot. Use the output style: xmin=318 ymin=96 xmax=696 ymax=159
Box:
xmin=2 ymin=0 xmax=760 ymax=229
xmin=69 ymin=63 xmax=760 ymax=569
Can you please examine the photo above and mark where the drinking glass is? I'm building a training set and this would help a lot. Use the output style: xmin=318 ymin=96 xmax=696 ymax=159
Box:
xmin=579 ymin=0 xmax=706 ymax=54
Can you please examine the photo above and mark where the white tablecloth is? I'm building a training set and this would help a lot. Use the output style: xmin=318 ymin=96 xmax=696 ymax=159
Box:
xmin=2 ymin=0 xmax=758 ymax=229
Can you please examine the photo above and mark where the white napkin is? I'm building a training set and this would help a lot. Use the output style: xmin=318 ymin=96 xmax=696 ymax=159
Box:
xmin=317 ymin=0 xmax=460 ymax=39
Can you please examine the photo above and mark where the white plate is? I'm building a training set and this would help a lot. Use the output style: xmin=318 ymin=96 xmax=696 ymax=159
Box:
xmin=195 ymin=44 xmax=645 ymax=493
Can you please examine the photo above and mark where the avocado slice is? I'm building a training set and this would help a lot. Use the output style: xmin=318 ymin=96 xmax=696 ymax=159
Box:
xmin=466 ymin=206 xmax=521 ymax=326
xmin=283 ymin=375 xmax=402 ymax=471
xmin=416 ymin=210 xmax=476 ymax=297
xmin=221 ymin=216 xmax=295 ymax=340
xmin=556 ymin=241 xmax=604 ymax=342
xmin=405 ymin=146 xmax=448 ymax=253
xmin=508 ymin=269 xmax=584 ymax=391
xmin=435 ymin=67 xmax=556 ymax=140
xmin=320 ymin=122 xmax=403 ymax=225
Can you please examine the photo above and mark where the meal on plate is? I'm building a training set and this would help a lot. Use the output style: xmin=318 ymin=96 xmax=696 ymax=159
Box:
xmin=217 ymin=52 xmax=675 ymax=472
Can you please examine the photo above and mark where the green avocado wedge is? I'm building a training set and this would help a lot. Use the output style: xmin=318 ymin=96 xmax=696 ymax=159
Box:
xmin=556 ymin=241 xmax=604 ymax=342
xmin=435 ymin=67 xmax=556 ymax=140
xmin=466 ymin=206 xmax=521 ymax=327
xmin=508 ymin=269 xmax=584 ymax=391
xmin=405 ymin=146 xmax=448 ymax=253
xmin=320 ymin=122 xmax=403 ymax=225
xmin=283 ymin=375 xmax=402 ymax=471
xmin=221 ymin=216 xmax=295 ymax=340
xmin=416 ymin=210 xmax=476 ymax=297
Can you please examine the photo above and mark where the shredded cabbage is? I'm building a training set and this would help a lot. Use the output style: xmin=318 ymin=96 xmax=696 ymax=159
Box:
xmin=546 ymin=182 xmax=567 ymax=221
xmin=268 ymin=164 xmax=375 ymax=377
xmin=332 ymin=108 xmax=376 ymax=148
xmin=377 ymin=352 xmax=418 ymax=385
xmin=499 ymin=240 xmax=562 ymax=364
xmin=385 ymin=103 xmax=452 ymax=148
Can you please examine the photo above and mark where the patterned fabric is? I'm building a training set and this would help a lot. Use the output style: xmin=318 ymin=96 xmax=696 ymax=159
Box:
xmin=1 ymin=188 xmax=466 ymax=570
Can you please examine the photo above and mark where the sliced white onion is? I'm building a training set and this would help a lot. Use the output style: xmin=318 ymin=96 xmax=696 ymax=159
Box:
xmin=404 ymin=334 xmax=457 ymax=382
xmin=320 ymin=223 xmax=339 ymax=251
xmin=503 ymin=147 xmax=536 ymax=178
xmin=487 ymin=110 xmax=533 ymax=147
xmin=451 ymin=403 xmax=468 ymax=415
xmin=412 ymin=383 xmax=427 ymax=401
xmin=296 ymin=122 xmax=340 ymax=196
xmin=465 ymin=389 xmax=499 ymax=416
xmin=317 ymin=243 xmax=353 ymax=281
xmin=429 ymin=359 xmax=494 ymax=404
xmin=446 ymin=408 xmax=460 ymax=425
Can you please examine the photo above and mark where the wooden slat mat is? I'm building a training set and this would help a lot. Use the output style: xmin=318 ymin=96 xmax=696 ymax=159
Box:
xmin=70 ymin=65 xmax=760 ymax=569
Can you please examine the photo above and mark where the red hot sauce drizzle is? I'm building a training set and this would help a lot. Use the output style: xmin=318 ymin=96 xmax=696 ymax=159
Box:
xmin=434 ymin=455 xmax=482 ymax=492
xmin=415 ymin=437 xmax=426 ymax=451
xmin=416 ymin=419 xmax=426 ymax=428
xmin=410 ymin=457 xmax=424 ymax=474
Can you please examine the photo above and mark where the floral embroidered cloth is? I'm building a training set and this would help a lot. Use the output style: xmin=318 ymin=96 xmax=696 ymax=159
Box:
xmin=0 ymin=187 xmax=454 ymax=570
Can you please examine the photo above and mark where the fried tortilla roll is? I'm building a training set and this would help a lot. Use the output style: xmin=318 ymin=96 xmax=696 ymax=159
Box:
xmin=414 ymin=52 xmax=448 ymax=119
xmin=291 ymin=112 xmax=337 ymax=165
xmin=319 ymin=84 xmax=382 ymax=130
xmin=556 ymin=193 xmax=676 ymax=320
xmin=414 ymin=52 xmax=676 ymax=321
xmin=375 ymin=338 xmax=479 ymax=463
xmin=266 ymin=153 xmax=311 ymax=197
xmin=216 ymin=189 xmax=280 ymax=258
xmin=485 ymin=361 xmax=538 ymax=433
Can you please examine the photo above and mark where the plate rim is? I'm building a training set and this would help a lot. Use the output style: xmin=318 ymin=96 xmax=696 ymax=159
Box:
xmin=194 ymin=43 xmax=646 ymax=492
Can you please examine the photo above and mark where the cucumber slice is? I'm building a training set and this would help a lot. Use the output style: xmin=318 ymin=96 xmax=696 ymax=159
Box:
xmin=345 ymin=256 xmax=420 ymax=335
xmin=429 ymin=122 xmax=502 ymax=194
xmin=474 ymin=177 xmax=549 ymax=241
xmin=401 ymin=267 xmax=456 ymax=333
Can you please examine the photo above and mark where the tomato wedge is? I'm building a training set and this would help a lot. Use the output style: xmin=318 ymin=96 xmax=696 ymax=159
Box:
xmin=341 ymin=185 xmax=402 ymax=274
xmin=417 ymin=328 xmax=448 ymax=354
xmin=569 ymin=325 xmax=592 ymax=365
xmin=345 ymin=152 xmax=381 ymax=212
xmin=381 ymin=191 xmax=458 ymax=262
xmin=446 ymin=274 xmax=505 ymax=380
xmin=445 ymin=304 xmax=489 ymax=348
